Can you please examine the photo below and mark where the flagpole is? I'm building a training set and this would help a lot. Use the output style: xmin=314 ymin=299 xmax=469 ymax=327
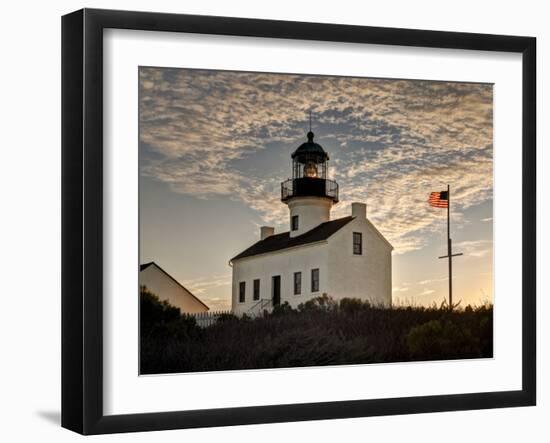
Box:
xmin=447 ymin=184 xmax=452 ymax=310
xmin=434 ymin=185 xmax=462 ymax=309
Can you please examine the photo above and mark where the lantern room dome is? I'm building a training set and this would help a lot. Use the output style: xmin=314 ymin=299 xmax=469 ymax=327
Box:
xmin=291 ymin=131 xmax=329 ymax=162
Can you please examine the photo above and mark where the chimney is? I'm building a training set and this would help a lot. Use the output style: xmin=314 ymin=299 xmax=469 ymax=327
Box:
xmin=351 ymin=202 xmax=367 ymax=219
xmin=260 ymin=226 xmax=275 ymax=240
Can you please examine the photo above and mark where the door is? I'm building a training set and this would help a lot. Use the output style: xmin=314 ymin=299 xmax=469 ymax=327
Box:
xmin=272 ymin=275 xmax=281 ymax=307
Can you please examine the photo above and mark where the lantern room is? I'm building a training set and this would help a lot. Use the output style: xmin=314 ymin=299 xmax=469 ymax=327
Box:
xmin=292 ymin=131 xmax=329 ymax=179
xmin=281 ymin=130 xmax=339 ymax=204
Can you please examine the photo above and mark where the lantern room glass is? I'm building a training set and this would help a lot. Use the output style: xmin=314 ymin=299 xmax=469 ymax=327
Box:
xmin=292 ymin=155 xmax=328 ymax=180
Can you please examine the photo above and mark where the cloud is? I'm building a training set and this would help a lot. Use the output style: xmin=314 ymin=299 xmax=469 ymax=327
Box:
xmin=454 ymin=240 xmax=493 ymax=258
xmin=180 ymin=274 xmax=233 ymax=311
xmin=182 ymin=274 xmax=231 ymax=296
xmin=418 ymin=277 xmax=447 ymax=285
xmin=140 ymin=68 xmax=493 ymax=254
xmin=392 ymin=286 xmax=409 ymax=293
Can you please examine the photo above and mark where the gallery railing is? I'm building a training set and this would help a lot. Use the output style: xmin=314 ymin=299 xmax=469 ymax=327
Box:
xmin=280 ymin=178 xmax=339 ymax=202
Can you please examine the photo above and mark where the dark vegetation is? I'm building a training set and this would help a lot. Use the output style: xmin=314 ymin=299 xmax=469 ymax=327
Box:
xmin=140 ymin=287 xmax=493 ymax=374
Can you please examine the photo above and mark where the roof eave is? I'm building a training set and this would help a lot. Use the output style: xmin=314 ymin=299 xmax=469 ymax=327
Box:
xmin=231 ymin=239 xmax=329 ymax=263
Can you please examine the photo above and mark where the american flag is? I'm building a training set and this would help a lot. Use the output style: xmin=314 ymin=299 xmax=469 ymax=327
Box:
xmin=428 ymin=191 xmax=449 ymax=208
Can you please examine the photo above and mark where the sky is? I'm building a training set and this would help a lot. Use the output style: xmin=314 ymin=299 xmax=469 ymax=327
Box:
xmin=139 ymin=67 xmax=493 ymax=311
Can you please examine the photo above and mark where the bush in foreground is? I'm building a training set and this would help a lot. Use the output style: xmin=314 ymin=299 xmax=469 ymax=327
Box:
xmin=140 ymin=290 xmax=493 ymax=374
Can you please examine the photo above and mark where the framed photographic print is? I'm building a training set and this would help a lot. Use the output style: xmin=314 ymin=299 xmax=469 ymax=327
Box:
xmin=61 ymin=8 xmax=536 ymax=435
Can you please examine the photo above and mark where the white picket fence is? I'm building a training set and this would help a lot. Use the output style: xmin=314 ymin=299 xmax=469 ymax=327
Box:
xmin=188 ymin=310 xmax=232 ymax=328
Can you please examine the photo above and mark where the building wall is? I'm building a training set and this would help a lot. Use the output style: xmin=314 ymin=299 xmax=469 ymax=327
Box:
xmin=231 ymin=242 xmax=329 ymax=315
xmin=327 ymin=218 xmax=393 ymax=306
xmin=139 ymin=265 xmax=209 ymax=314
xmin=231 ymin=216 xmax=392 ymax=315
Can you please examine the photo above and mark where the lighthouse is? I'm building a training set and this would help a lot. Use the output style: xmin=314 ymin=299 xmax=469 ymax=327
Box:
xmin=230 ymin=126 xmax=393 ymax=316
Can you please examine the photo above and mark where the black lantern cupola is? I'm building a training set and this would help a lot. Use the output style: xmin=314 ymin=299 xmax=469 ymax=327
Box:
xmin=292 ymin=131 xmax=329 ymax=179
xmin=281 ymin=128 xmax=339 ymax=203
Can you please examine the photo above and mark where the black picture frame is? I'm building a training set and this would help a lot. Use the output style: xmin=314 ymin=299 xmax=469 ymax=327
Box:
xmin=62 ymin=8 xmax=536 ymax=435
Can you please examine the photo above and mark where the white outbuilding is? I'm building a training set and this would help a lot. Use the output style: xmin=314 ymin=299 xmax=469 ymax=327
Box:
xmin=140 ymin=262 xmax=209 ymax=314
xmin=230 ymin=130 xmax=393 ymax=316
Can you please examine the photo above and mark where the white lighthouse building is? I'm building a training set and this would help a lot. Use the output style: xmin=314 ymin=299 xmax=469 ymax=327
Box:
xmin=230 ymin=130 xmax=393 ymax=316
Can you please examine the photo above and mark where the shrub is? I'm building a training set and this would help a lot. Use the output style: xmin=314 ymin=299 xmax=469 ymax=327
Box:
xmin=339 ymin=297 xmax=368 ymax=314
xmin=139 ymin=286 xmax=201 ymax=373
xmin=140 ymin=286 xmax=182 ymax=330
xmin=139 ymin=288 xmax=493 ymax=374
xmin=297 ymin=294 xmax=337 ymax=312
xmin=272 ymin=301 xmax=294 ymax=316
xmin=406 ymin=319 xmax=480 ymax=360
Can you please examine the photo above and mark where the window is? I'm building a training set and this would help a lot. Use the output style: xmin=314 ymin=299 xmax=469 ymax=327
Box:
xmin=239 ymin=281 xmax=246 ymax=303
xmin=293 ymin=272 xmax=302 ymax=295
xmin=291 ymin=215 xmax=299 ymax=231
xmin=311 ymin=268 xmax=320 ymax=292
xmin=353 ymin=232 xmax=363 ymax=255
xmin=253 ymin=279 xmax=260 ymax=301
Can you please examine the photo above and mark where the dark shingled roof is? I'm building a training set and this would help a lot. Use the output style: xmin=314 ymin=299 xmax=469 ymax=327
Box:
xmin=140 ymin=262 xmax=154 ymax=271
xmin=231 ymin=216 xmax=354 ymax=262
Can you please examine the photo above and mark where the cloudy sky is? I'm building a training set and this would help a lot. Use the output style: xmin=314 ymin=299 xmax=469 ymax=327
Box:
xmin=139 ymin=67 xmax=493 ymax=310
